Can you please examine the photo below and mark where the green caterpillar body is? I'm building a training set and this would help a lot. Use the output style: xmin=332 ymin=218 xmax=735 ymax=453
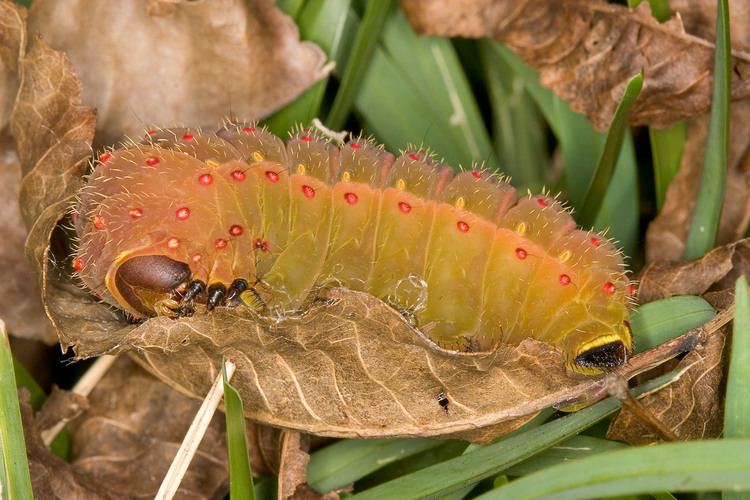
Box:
xmin=73 ymin=124 xmax=633 ymax=374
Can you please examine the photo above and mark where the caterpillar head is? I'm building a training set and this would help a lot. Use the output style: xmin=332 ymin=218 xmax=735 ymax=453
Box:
xmin=563 ymin=319 xmax=632 ymax=376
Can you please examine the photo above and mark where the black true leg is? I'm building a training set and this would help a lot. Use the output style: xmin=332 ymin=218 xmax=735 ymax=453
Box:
xmin=206 ymin=283 xmax=227 ymax=311
xmin=226 ymin=278 xmax=249 ymax=304
xmin=176 ymin=279 xmax=205 ymax=317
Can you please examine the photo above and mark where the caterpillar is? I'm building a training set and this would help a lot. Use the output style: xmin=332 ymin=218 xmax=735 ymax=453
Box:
xmin=72 ymin=123 xmax=634 ymax=375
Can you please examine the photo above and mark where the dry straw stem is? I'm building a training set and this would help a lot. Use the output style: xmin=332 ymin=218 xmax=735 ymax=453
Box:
xmin=155 ymin=359 xmax=237 ymax=500
xmin=40 ymin=354 xmax=116 ymax=446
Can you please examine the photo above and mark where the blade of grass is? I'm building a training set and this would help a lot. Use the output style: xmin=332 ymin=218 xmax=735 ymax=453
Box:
xmin=723 ymin=277 xmax=750 ymax=500
xmin=349 ymin=370 xmax=682 ymax=500
xmin=628 ymin=0 xmax=673 ymax=22
xmin=630 ymin=295 xmax=716 ymax=353
xmin=579 ymin=71 xmax=643 ymax=228
xmin=650 ymin=123 xmax=687 ymax=211
xmin=480 ymin=439 xmax=750 ymax=499
xmin=326 ymin=0 xmax=393 ymax=130
xmin=223 ymin=359 xmax=255 ymax=500
xmin=0 ymin=320 xmax=33 ymax=499
xmin=684 ymin=0 xmax=730 ymax=260
xmin=307 ymin=438 xmax=443 ymax=493
xmin=264 ymin=0 xmax=353 ymax=135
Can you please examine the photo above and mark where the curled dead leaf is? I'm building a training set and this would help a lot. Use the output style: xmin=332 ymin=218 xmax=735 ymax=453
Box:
xmin=27 ymin=0 xmax=331 ymax=147
xmin=0 ymin=0 xmax=24 ymax=129
xmin=400 ymin=0 xmax=750 ymax=130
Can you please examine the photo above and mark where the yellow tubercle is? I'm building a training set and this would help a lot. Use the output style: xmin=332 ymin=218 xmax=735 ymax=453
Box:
xmin=252 ymin=151 xmax=264 ymax=162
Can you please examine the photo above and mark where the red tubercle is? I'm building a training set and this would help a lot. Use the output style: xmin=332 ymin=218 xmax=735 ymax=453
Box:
xmin=167 ymin=237 xmax=180 ymax=249
xmin=344 ymin=192 xmax=358 ymax=205
xmin=603 ymin=282 xmax=616 ymax=295
xmin=302 ymin=185 xmax=316 ymax=199
xmin=515 ymin=247 xmax=527 ymax=260
xmin=145 ymin=156 xmax=160 ymax=167
xmin=408 ymin=153 xmax=420 ymax=161
xmin=242 ymin=126 xmax=256 ymax=134
xmin=456 ymin=220 xmax=470 ymax=233
xmin=72 ymin=258 xmax=84 ymax=272
xmin=398 ymin=201 xmax=412 ymax=214
xmin=559 ymin=274 xmax=571 ymax=286
xmin=253 ymin=238 xmax=270 ymax=252
xmin=129 ymin=208 xmax=144 ymax=219
xmin=231 ymin=170 xmax=246 ymax=182
xmin=471 ymin=171 xmax=482 ymax=179
xmin=182 ymin=132 xmax=194 ymax=141
xmin=198 ymin=173 xmax=213 ymax=186
xmin=98 ymin=152 xmax=112 ymax=164
xmin=349 ymin=142 xmax=361 ymax=150
xmin=265 ymin=170 xmax=280 ymax=183
xmin=590 ymin=236 xmax=601 ymax=247
xmin=93 ymin=215 xmax=105 ymax=230
xmin=627 ymin=283 xmax=636 ymax=296
xmin=145 ymin=129 xmax=157 ymax=137
xmin=176 ymin=207 xmax=190 ymax=220
xmin=536 ymin=197 xmax=549 ymax=207
xmin=300 ymin=135 xmax=312 ymax=143
xmin=229 ymin=224 xmax=244 ymax=236
xmin=214 ymin=238 xmax=228 ymax=249
xmin=192 ymin=253 xmax=202 ymax=263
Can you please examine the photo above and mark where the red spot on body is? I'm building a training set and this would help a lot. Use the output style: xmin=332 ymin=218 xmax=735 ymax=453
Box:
xmin=176 ymin=207 xmax=190 ymax=220
xmin=300 ymin=135 xmax=312 ymax=143
xmin=242 ymin=126 xmax=255 ymax=134
xmin=398 ymin=201 xmax=412 ymax=214
xmin=590 ymin=237 xmax=601 ymax=247
xmin=146 ymin=156 xmax=160 ymax=167
xmin=344 ymin=192 xmax=358 ymax=205
xmin=167 ymin=238 xmax=180 ymax=249
xmin=515 ymin=248 xmax=527 ymax=260
xmin=231 ymin=170 xmax=246 ymax=182
xmin=536 ymin=197 xmax=549 ymax=207
xmin=145 ymin=129 xmax=157 ymax=137
xmin=265 ymin=170 xmax=279 ymax=183
xmin=229 ymin=224 xmax=243 ymax=236
xmin=456 ymin=221 xmax=470 ymax=233
xmin=93 ymin=215 xmax=105 ymax=230
xmin=603 ymin=282 xmax=616 ymax=295
xmin=349 ymin=142 xmax=361 ymax=150
xmin=471 ymin=171 xmax=482 ymax=179
xmin=72 ymin=258 xmax=84 ymax=272
xmin=302 ymin=185 xmax=316 ymax=199
xmin=254 ymin=239 xmax=270 ymax=252
xmin=182 ymin=132 xmax=194 ymax=141
xmin=129 ymin=208 xmax=143 ymax=219
xmin=98 ymin=152 xmax=112 ymax=164
xmin=559 ymin=274 xmax=571 ymax=286
xmin=627 ymin=284 xmax=636 ymax=296
xmin=215 ymin=238 xmax=228 ymax=249
xmin=192 ymin=253 xmax=202 ymax=263
xmin=408 ymin=153 xmax=420 ymax=161
xmin=198 ymin=173 xmax=213 ymax=186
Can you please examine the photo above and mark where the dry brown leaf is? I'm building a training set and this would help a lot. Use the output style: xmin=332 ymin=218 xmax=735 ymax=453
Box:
xmin=639 ymin=238 xmax=750 ymax=302
xmin=607 ymin=328 xmax=725 ymax=443
xmin=400 ymin=0 xmax=750 ymax=131
xmin=27 ymin=0 xmax=330 ymax=147
xmin=0 ymin=132 xmax=53 ymax=342
xmin=67 ymin=356 xmax=229 ymax=499
xmin=0 ymin=0 xmax=24 ymax=129
xmin=277 ymin=431 xmax=334 ymax=500
xmin=646 ymin=0 xmax=750 ymax=262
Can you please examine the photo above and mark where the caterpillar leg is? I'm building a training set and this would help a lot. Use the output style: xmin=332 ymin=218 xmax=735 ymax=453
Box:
xmin=206 ymin=283 xmax=227 ymax=311
xmin=175 ymin=279 xmax=206 ymax=317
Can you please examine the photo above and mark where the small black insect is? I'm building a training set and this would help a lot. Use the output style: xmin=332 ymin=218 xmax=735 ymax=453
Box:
xmin=437 ymin=391 xmax=449 ymax=414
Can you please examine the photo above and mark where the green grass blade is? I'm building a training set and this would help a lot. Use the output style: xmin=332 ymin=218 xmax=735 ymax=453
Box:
xmin=264 ymin=0 xmax=353 ymax=135
xmin=724 ymin=277 xmax=750 ymax=500
xmin=593 ymin=130 xmax=639 ymax=257
xmin=650 ymin=123 xmax=687 ymax=211
xmin=480 ymin=439 xmax=750 ymax=499
xmin=684 ymin=0 xmax=730 ymax=260
xmin=276 ymin=0 xmax=306 ymax=17
xmin=223 ymin=360 xmax=255 ymax=500
xmin=628 ymin=0 xmax=672 ymax=22
xmin=630 ymin=295 xmax=716 ymax=353
xmin=579 ymin=71 xmax=643 ymax=228
xmin=12 ymin=360 xmax=45 ymax=412
xmin=349 ymin=372 xmax=679 ymax=500
xmin=0 ymin=320 xmax=33 ymax=499
xmin=326 ymin=0 xmax=393 ymax=131
xmin=307 ymin=438 xmax=443 ymax=493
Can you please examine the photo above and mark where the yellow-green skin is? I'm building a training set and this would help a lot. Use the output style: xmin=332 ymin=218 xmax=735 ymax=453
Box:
xmin=74 ymin=125 xmax=633 ymax=374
